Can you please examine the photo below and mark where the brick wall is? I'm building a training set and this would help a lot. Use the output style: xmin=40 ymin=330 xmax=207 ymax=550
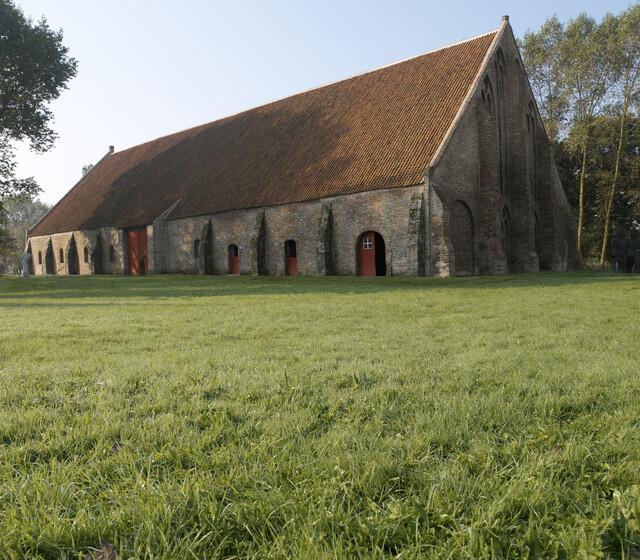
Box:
xmin=161 ymin=186 xmax=425 ymax=276
xmin=429 ymin=26 xmax=579 ymax=276
xmin=27 ymin=226 xmax=126 ymax=276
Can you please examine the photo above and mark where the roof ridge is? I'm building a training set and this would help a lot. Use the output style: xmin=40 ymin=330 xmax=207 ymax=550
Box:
xmin=111 ymin=28 xmax=499 ymax=157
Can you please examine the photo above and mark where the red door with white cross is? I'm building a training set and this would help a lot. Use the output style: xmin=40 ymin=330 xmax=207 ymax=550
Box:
xmin=359 ymin=232 xmax=376 ymax=276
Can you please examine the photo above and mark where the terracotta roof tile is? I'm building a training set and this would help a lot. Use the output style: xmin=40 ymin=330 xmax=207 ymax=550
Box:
xmin=30 ymin=30 xmax=497 ymax=236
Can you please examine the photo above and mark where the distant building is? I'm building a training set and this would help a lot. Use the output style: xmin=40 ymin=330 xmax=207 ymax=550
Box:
xmin=26 ymin=17 xmax=580 ymax=277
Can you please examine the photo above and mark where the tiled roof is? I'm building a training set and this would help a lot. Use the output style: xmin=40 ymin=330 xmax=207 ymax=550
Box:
xmin=30 ymin=30 xmax=498 ymax=236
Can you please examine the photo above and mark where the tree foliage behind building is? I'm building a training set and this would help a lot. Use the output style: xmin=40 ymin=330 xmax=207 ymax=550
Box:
xmin=520 ymin=5 xmax=640 ymax=265
xmin=0 ymin=195 xmax=50 ymax=273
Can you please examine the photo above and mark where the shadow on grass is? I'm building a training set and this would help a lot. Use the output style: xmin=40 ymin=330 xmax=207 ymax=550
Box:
xmin=0 ymin=271 xmax=636 ymax=306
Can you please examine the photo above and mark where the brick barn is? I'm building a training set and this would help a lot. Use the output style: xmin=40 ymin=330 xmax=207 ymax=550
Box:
xmin=26 ymin=17 xmax=580 ymax=277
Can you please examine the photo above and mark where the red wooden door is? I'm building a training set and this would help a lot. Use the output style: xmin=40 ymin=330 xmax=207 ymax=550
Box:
xmin=229 ymin=255 xmax=240 ymax=274
xmin=228 ymin=245 xmax=240 ymax=275
xmin=127 ymin=230 xmax=139 ymax=275
xmin=286 ymin=256 xmax=298 ymax=276
xmin=127 ymin=227 xmax=148 ymax=275
xmin=359 ymin=232 xmax=376 ymax=276
xmin=229 ymin=256 xmax=239 ymax=275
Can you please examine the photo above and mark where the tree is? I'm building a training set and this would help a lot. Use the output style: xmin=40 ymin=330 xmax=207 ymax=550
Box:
xmin=560 ymin=14 xmax=615 ymax=255
xmin=0 ymin=0 xmax=76 ymax=268
xmin=598 ymin=5 xmax=640 ymax=265
xmin=520 ymin=17 xmax=568 ymax=143
xmin=0 ymin=0 xmax=77 ymax=244
xmin=0 ymin=195 xmax=50 ymax=273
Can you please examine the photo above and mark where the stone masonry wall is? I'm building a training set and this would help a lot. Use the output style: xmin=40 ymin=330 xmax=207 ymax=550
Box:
xmin=28 ymin=185 xmax=425 ymax=277
xmin=27 ymin=226 xmax=126 ymax=276
xmin=163 ymin=186 xmax=425 ymax=276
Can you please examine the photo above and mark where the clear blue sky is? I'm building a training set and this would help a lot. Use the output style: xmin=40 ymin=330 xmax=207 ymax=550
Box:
xmin=14 ymin=0 xmax=635 ymax=204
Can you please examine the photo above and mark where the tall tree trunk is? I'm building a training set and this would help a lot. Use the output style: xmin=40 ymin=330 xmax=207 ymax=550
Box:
xmin=599 ymin=98 xmax=629 ymax=266
xmin=577 ymin=141 xmax=588 ymax=255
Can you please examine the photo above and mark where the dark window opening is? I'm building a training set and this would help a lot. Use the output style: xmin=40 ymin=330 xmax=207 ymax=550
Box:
xmin=38 ymin=251 xmax=42 ymax=265
xmin=59 ymin=248 xmax=64 ymax=263
xmin=194 ymin=238 xmax=200 ymax=259
xmin=83 ymin=247 xmax=89 ymax=263
xmin=482 ymin=76 xmax=495 ymax=114
xmin=109 ymin=245 xmax=115 ymax=262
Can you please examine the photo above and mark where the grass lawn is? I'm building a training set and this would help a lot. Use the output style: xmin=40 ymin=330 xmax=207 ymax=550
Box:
xmin=0 ymin=272 xmax=639 ymax=559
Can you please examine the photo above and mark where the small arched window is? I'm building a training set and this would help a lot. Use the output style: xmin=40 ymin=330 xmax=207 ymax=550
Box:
xmin=481 ymin=76 xmax=495 ymax=114
xmin=59 ymin=248 xmax=64 ymax=263
xmin=193 ymin=238 xmax=200 ymax=259
xmin=527 ymin=101 xmax=537 ymax=133
xmin=38 ymin=251 xmax=42 ymax=265
xmin=109 ymin=245 xmax=115 ymax=262
xmin=84 ymin=246 xmax=89 ymax=263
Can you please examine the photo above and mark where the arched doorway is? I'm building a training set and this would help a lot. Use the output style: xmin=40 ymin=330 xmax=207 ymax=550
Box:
xmin=451 ymin=201 xmax=475 ymax=275
xmin=357 ymin=231 xmax=386 ymax=276
xmin=284 ymin=240 xmax=297 ymax=276
xmin=26 ymin=242 xmax=35 ymax=275
xmin=534 ymin=212 xmax=541 ymax=263
xmin=92 ymin=234 xmax=104 ymax=274
xmin=228 ymin=244 xmax=239 ymax=275
xmin=67 ymin=235 xmax=80 ymax=275
xmin=201 ymin=221 xmax=214 ymax=275
xmin=45 ymin=239 xmax=56 ymax=274
xmin=126 ymin=227 xmax=148 ymax=275
xmin=502 ymin=206 xmax=511 ymax=272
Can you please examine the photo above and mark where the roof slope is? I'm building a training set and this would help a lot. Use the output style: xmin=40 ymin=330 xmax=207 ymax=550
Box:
xmin=31 ymin=30 xmax=497 ymax=237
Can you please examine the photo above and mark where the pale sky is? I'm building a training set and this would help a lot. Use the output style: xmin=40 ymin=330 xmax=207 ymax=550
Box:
xmin=14 ymin=0 xmax=635 ymax=205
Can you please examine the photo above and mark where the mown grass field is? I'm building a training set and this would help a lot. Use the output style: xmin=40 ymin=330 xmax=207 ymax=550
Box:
xmin=0 ymin=273 xmax=639 ymax=559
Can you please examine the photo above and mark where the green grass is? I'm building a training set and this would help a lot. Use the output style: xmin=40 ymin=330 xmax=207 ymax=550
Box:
xmin=0 ymin=273 xmax=639 ymax=559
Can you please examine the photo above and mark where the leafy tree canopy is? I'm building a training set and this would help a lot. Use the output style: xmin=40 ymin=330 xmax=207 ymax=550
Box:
xmin=0 ymin=0 xmax=77 ymax=201
xmin=521 ymin=6 xmax=640 ymax=262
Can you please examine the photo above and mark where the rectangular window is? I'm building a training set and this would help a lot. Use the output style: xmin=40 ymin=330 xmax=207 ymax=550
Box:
xmin=363 ymin=237 xmax=373 ymax=249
